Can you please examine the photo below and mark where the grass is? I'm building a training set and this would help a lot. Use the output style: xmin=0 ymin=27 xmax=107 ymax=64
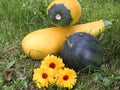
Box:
xmin=0 ymin=0 xmax=120 ymax=90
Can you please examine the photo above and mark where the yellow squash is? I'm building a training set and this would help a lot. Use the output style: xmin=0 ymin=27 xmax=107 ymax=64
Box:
xmin=47 ymin=0 xmax=82 ymax=27
xmin=22 ymin=20 xmax=112 ymax=60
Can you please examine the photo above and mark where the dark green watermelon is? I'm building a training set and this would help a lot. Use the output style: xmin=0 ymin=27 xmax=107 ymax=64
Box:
xmin=61 ymin=32 xmax=104 ymax=72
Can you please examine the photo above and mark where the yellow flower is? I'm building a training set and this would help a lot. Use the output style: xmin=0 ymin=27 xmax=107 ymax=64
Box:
xmin=33 ymin=67 xmax=55 ymax=88
xmin=41 ymin=55 xmax=65 ymax=74
xmin=56 ymin=68 xmax=77 ymax=89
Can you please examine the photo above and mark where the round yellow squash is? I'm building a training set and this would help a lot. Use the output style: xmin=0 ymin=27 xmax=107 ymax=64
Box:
xmin=47 ymin=0 xmax=82 ymax=27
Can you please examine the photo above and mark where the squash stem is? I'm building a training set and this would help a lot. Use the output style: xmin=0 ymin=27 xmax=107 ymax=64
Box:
xmin=103 ymin=20 xmax=112 ymax=29
xmin=55 ymin=14 xmax=62 ymax=20
xmin=67 ymin=39 xmax=73 ymax=48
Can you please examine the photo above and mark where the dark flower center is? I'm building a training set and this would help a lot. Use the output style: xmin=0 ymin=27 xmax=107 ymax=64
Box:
xmin=49 ymin=63 xmax=56 ymax=69
xmin=42 ymin=73 xmax=48 ymax=79
xmin=63 ymin=75 xmax=69 ymax=80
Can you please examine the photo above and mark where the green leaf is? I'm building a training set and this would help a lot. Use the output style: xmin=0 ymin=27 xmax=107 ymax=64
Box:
xmin=91 ymin=73 xmax=103 ymax=82
xmin=21 ymin=80 xmax=28 ymax=88
xmin=91 ymin=73 xmax=99 ymax=82
xmin=103 ymin=77 xmax=114 ymax=86
xmin=0 ymin=76 xmax=3 ymax=86
xmin=100 ymin=64 xmax=107 ymax=72
xmin=114 ymin=76 xmax=120 ymax=80
xmin=5 ymin=61 xmax=16 ymax=70
xmin=2 ymin=85 xmax=15 ymax=90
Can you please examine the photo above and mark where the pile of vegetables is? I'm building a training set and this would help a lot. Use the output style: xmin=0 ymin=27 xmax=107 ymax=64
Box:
xmin=22 ymin=0 xmax=112 ymax=71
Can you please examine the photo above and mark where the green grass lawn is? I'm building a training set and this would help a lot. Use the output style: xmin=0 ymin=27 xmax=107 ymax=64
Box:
xmin=0 ymin=0 xmax=120 ymax=90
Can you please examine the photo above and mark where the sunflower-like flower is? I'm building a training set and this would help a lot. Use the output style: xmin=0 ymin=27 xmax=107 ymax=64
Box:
xmin=56 ymin=68 xmax=77 ymax=89
xmin=33 ymin=66 xmax=55 ymax=88
xmin=41 ymin=55 xmax=65 ymax=75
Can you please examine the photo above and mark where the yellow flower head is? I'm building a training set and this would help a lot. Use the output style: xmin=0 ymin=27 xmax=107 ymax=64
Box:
xmin=56 ymin=68 xmax=77 ymax=89
xmin=41 ymin=55 xmax=65 ymax=74
xmin=33 ymin=67 xmax=55 ymax=88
